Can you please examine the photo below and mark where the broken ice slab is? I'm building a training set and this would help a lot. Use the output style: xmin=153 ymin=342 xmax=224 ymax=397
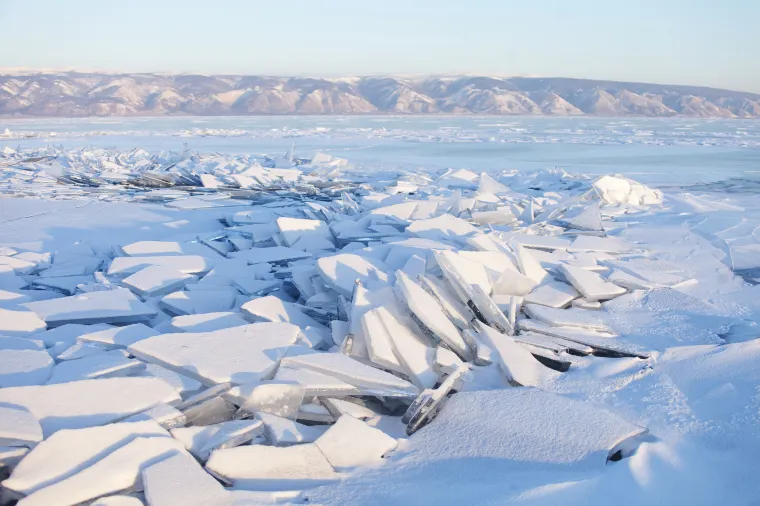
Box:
xmin=404 ymin=363 xmax=470 ymax=436
xmin=406 ymin=214 xmax=480 ymax=244
xmin=0 ymin=377 xmax=180 ymax=437
xmin=121 ymin=265 xmax=197 ymax=298
xmin=22 ymin=288 xmax=157 ymax=326
xmin=606 ymin=269 xmax=659 ymax=290
xmin=158 ymin=288 xmax=236 ymax=316
xmin=139 ymin=363 xmax=203 ymax=398
xmin=0 ymin=307 xmax=46 ymax=336
xmin=16 ymin=437 xmax=188 ymax=506
xmin=523 ymin=303 xmax=612 ymax=332
xmin=524 ymin=280 xmax=580 ymax=308
xmin=167 ymin=312 xmax=248 ymax=333
xmin=276 ymin=217 xmax=335 ymax=252
xmin=315 ymin=253 xmax=391 ymax=298
xmin=0 ymin=349 xmax=53 ymax=387
xmin=119 ymin=240 xmax=215 ymax=257
xmin=517 ymin=318 xmax=648 ymax=359
xmin=31 ymin=323 xmax=114 ymax=349
xmin=0 ymin=255 xmax=38 ymax=275
xmin=183 ymin=396 xmax=238 ymax=426
xmin=107 ymin=255 xmax=214 ymax=278
xmin=0 ymin=336 xmax=45 ymax=351
xmin=572 ymin=298 xmax=602 ymax=310
xmin=500 ymin=232 xmax=572 ymax=251
xmin=170 ymin=420 xmax=264 ymax=461
xmin=90 ymin=496 xmax=144 ymax=506
xmin=281 ymin=352 xmax=419 ymax=397
xmin=3 ymin=420 xmax=170 ymax=497
xmin=374 ymin=307 xmax=437 ymax=389
xmin=320 ymin=397 xmax=379 ymax=420
xmin=315 ymin=414 xmax=397 ymax=471
xmin=128 ymin=323 xmax=301 ymax=386
xmin=416 ymin=275 xmax=474 ymax=330
xmin=561 ymin=203 xmax=603 ymax=231
xmin=29 ymin=275 xmax=92 ymax=296
xmin=0 ymin=405 xmax=42 ymax=448
xmin=592 ymin=174 xmax=662 ymax=206
xmin=238 ymin=382 xmax=306 ymax=420
xmin=232 ymin=277 xmax=280 ymax=297
xmin=514 ymin=243 xmax=549 ymax=285
xmin=46 ymin=349 xmax=145 ymax=384
xmin=434 ymin=250 xmax=492 ymax=295
xmin=475 ymin=322 xmax=558 ymax=387
xmin=257 ymin=412 xmax=329 ymax=446
xmin=560 ymin=264 xmax=626 ymax=301
xmin=567 ymin=235 xmax=634 ymax=254
xmin=241 ymin=295 xmax=327 ymax=334
xmin=407 ymin=388 xmax=647 ymax=469
xmin=394 ymin=270 xmax=470 ymax=359
xmin=360 ymin=309 xmax=405 ymax=374
xmin=76 ymin=323 xmax=159 ymax=350
xmin=272 ymin=366 xmax=365 ymax=397
xmin=205 ymin=443 xmax=338 ymax=491
xmin=434 ymin=346 xmax=464 ymax=376
xmin=0 ymin=446 xmax=29 ymax=469
xmin=142 ymin=450 xmax=230 ymax=506
xmin=298 ymin=403 xmax=335 ymax=424
xmin=0 ymin=289 xmax=32 ymax=309
xmin=122 ymin=403 xmax=187 ymax=429
xmin=231 ymin=246 xmax=312 ymax=265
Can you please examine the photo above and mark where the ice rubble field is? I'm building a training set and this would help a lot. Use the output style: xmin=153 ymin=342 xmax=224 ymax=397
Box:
xmin=0 ymin=137 xmax=760 ymax=505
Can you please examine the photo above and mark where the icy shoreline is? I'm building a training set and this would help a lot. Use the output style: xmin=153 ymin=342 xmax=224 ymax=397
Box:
xmin=1 ymin=146 xmax=760 ymax=505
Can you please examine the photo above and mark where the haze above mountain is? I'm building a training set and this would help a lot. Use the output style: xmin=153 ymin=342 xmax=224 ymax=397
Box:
xmin=2 ymin=72 xmax=760 ymax=118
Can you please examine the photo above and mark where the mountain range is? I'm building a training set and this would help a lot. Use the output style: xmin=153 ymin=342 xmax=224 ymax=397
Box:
xmin=2 ymin=72 xmax=760 ymax=118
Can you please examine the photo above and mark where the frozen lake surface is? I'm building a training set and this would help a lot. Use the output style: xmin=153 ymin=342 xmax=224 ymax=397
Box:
xmin=2 ymin=116 xmax=760 ymax=186
xmin=2 ymin=116 xmax=760 ymax=505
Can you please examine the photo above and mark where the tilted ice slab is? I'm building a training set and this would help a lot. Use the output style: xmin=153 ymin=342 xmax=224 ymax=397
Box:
xmin=276 ymin=217 xmax=335 ymax=252
xmin=170 ymin=420 xmax=264 ymax=461
xmin=0 ymin=307 xmax=47 ymax=337
xmin=158 ymin=288 xmax=236 ymax=316
xmin=474 ymin=323 xmax=557 ymax=387
xmin=316 ymin=253 xmax=391 ymax=297
xmin=231 ymin=246 xmax=312 ymax=265
xmin=0 ymin=377 xmax=180 ymax=436
xmin=3 ymin=420 xmax=169 ymax=496
xmin=121 ymin=265 xmax=197 ymax=298
xmin=76 ymin=323 xmax=159 ymax=350
xmin=407 ymin=388 xmax=646 ymax=470
xmin=128 ymin=323 xmax=302 ymax=386
xmin=561 ymin=264 xmax=626 ymax=301
xmin=241 ymin=295 xmax=326 ymax=333
xmin=256 ymin=412 xmax=329 ymax=446
xmin=315 ymin=414 xmax=397 ymax=471
xmin=281 ymin=352 xmax=419 ymax=397
xmin=17 ymin=437 xmax=188 ymax=506
xmin=168 ymin=312 xmax=249 ymax=333
xmin=46 ymin=349 xmax=145 ymax=384
xmin=22 ymin=288 xmax=157 ymax=326
xmin=406 ymin=214 xmax=480 ymax=243
xmin=119 ymin=240 xmax=215 ymax=257
xmin=0 ymin=349 xmax=54 ymax=387
xmin=0 ymin=405 xmax=42 ymax=448
xmin=394 ymin=270 xmax=470 ymax=359
xmin=523 ymin=303 xmax=612 ymax=332
xmin=524 ymin=280 xmax=580 ymax=308
xmin=107 ymin=255 xmax=214 ymax=277
xmin=206 ymin=443 xmax=338 ymax=491
xmin=141 ymin=451 xmax=231 ymax=506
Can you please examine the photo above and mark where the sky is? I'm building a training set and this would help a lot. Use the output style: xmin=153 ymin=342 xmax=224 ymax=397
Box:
xmin=1 ymin=0 xmax=758 ymax=93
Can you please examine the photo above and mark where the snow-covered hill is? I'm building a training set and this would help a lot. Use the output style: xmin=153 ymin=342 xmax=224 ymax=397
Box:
xmin=1 ymin=72 xmax=759 ymax=117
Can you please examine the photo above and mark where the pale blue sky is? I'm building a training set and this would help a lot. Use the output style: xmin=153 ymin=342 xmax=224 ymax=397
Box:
xmin=1 ymin=0 xmax=758 ymax=92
